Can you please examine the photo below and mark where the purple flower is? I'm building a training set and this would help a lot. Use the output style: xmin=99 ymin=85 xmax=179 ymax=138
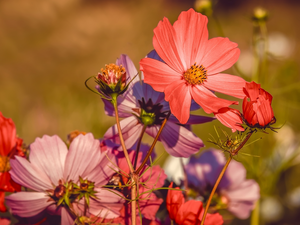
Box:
xmin=103 ymin=54 xmax=214 ymax=157
xmin=185 ymin=149 xmax=260 ymax=219
xmin=6 ymin=134 xmax=124 ymax=224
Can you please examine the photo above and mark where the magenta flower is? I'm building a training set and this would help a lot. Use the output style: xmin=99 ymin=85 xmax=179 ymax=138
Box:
xmin=6 ymin=134 xmax=124 ymax=224
xmin=140 ymin=8 xmax=246 ymax=124
xmin=185 ymin=149 xmax=260 ymax=219
xmin=103 ymin=54 xmax=214 ymax=157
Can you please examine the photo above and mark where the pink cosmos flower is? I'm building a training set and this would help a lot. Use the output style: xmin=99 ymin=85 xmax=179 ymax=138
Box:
xmin=103 ymin=54 xmax=214 ymax=157
xmin=185 ymin=149 xmax=260 ymax=219
xmin=99 ymin=139 xmax=167 ymax=225
xmin=140 ymin=8 xmax=246 ymax=124
xmin=6 ymin=134 xmax=124 ymax=224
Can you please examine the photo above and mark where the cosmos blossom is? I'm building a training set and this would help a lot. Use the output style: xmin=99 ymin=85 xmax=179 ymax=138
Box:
xmin=98 ymin=139 xmax=166 ymax=225
xmin=167 ymin=182 xmax=223 ymax=225
xmin=185 ymin=149 xmax=260 ymax=219
xmin=140 ymin=8 xmax=246 ymax=124
xmin=0 ymin=112 xmax=24 ymax=212
xmin=103 ymin=54 xmax=214 ymax=157
xmin=242 ymin=81 xmax=275 ymax=128
xmin=6 ymin=134 xmax=124 ymax=224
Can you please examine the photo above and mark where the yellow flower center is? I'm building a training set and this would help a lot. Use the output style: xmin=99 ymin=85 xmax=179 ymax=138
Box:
xmin=100 ymin=64 xmax=126 ymax=80
xmin=0 ymin=156 xmax=10 ymax=172
xmin=183 ymin=63 xmax=207 ymax=85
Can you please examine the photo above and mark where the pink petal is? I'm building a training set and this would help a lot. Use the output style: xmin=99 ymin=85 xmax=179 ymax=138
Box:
xmin=10 ymin=156 xmax=52 ymax=191
xmin=202 ymin=37 xmax=240 ymax=75
xmin=153 ymin=17 xmax=185 ymax=73
xmin=204 ymin=73 xmax=246 ymax=98
xmin=219 ymin=159 xmax=246 ymax=189
xmin=147 ymin=122 xmax=204 ymax=157
xmin=140 ymin=58 xmax=182 ymax=92
xmin=5 ymin=192 xmax=52 ymax=217
xmin=63 ymin=133 xmax=101 ymax=182
xmin=29 ymin=135 xmax=67 ymax=186
xmin=214 ymin=107 xmax=244 ymax=132
xmin=116 ymin=54 xmax=138 ymax=83
xmin=139 ymin=192 xmax=163 ymax=220
xmin=88 ymin=188 xmax=124 ymax=219
xmin=164 ymin=80 xmax=191 ymax=124
xmin=191 ymin=85 xmax=238 ymax=114
xmin=224 ymin=180 xmax=260 ymax=219
xmin=61 ymin=207 xmax=75 ymax=225
xmin=173 ymin=8 xmax=208 ymax=67
xmin=104 ymin=116 xmax=143 ymax=150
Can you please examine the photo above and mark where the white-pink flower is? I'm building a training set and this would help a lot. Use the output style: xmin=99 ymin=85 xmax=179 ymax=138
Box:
xmin=6 ymin=133 xmax=124 ymax=224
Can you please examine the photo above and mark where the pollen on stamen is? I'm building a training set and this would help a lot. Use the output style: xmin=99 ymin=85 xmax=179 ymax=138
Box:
xmin=99 ymin=64 xmax=126 ymax=80
xmin=183 ymin=63 xmax=207 ymax=85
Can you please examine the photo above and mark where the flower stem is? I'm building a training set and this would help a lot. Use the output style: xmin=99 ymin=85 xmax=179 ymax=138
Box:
xmin=134 ymin=124 xmax=147 ymax=170
xmin=200 ymin=155 xmax=232 ymax=225
xmin=232 ymin=131 xmax=254 ymax=156
xmin=113 ymin=101 xmax=134 ymax=173
xmin=136 ymin=111 xmax=171 ymax=174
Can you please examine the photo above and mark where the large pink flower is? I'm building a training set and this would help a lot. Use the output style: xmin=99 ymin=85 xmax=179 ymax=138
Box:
xmin=6 ymin=134 xmax=124 ymax=224
xmin=140 ymin=8 xmax=246 ymax=124
xmin=103 ymin=54 xmax=214 ymax=157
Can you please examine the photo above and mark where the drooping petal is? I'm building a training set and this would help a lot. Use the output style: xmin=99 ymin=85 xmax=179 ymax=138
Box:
xmin=164 ymin=80 xmax=191 ymax=124
xmin=6 ymin=192 xmax=52 ymax=217
xmin=153 ymin=17 xmax=185 ymax=73
xmin=140 ymin=58 xmax=182 ymax=92
xmin=64 ymin=133 xmax=101 ymax=182
xmin=104 ymin=116 xmax=143 ymax=150
xmin=9 ymin=156 xmax=52 ymax=191
xmin=202 ymin=37 xmax=240 ymax=75
xmin=29 ymin=135 xmax=67 ymax=186
xmin=191 ymin=85 xmax=238 ymax=114
xmin=88 ymin=188 xmax=124 ymax=219
xmin=204 ymin=73 xmax=246 ymax=99
xmin=214 ymin=107 xmax=244 ymax=132
xmin=147 ymin=122 xmax=204 ymax=157
xmin=173 ymin=8 xmax=209 ymax=67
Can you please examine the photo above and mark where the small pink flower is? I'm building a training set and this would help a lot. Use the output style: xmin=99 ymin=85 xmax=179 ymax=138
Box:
xmin=185 ymin=149 xmax=260 ymax=219
xmin=103 ymin=54 xmax=214 ymax=157
xmin=99 ymin=140 xmax=167 ymax=225
xmin=6 ymin=134 xmax=124 ymax=224
xmin=140 ymin=8 xmax=246 ymax=124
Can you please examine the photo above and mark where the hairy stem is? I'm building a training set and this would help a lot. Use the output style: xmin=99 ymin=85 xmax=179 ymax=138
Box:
xmin=200 ymin=155 xmax=232 ymax=225
xmin=113 ymin=101 xmax=134 ymax=173
xmin=136 ymin=111 xmax=171 ymax=174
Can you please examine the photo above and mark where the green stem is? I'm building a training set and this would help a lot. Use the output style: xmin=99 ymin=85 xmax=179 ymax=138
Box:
xmin=200 ymin=155 xmax=232 ymax=225
xmin=232 ymin=132 xmax=254 ymax=155
xmin=134 ymin=125 xmax=147 ymax=170
xmin=250 ymin=200 xmax=260 ymax=225
xmin=136 ymin=111 xmax=171 ymax=174
xmin=113 ymin=101 xmax=134 ymax=173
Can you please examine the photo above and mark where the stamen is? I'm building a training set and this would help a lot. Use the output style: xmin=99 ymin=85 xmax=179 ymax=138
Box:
xmin=99 ymin=64 xmax=126 ymax=81
xmin=0 ymin=156 xmax=10 ymax=172
xmin=183 ymin=63 xmax=207 ymax=85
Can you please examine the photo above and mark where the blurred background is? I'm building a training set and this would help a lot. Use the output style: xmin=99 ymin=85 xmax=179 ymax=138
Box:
xmin=0 ymin=0 xmax=299 ymax=224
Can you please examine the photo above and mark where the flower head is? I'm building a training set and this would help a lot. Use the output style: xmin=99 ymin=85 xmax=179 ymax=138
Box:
xmin=140 ymin=8 xmax=246 ymax=124
xmin=167 ymin=182 xmax=223 ymax=225
xmin=0 ymin=112 xmax=25 ymax=212
xmin=103 ymin=54 xmax=214 ymax=157
xmin=6 ymin=134 xmax=124 ymax=224
xmin=242 ymin=81 xmax=275 ymax=130
xmin=185 ymin=149 xmax=260 ymax=219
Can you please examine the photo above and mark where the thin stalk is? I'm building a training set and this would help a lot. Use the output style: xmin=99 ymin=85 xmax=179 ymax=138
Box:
xmin=200 ymin=155 xmax=232 ymax=225
xmin=250 ymin=200 xmax=260 ymax=225
xmin=113 ymin=102 xmax=134 ymax=173
xmin=131 ymin=182 xmax=137 ymax=225
xmin=134 ymin=124 xmax=147 ymax=170
xmin=232 ymin=132 xmax=254 ymax=155
xmin=136 ymin=111 xmax=171 ymax=174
